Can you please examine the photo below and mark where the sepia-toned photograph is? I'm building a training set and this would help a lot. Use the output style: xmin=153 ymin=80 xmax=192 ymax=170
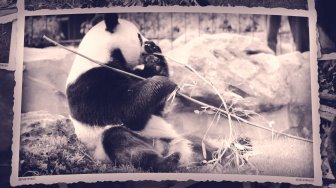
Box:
xmin=11 ymin=8 xmax=321 ymax=186
xmin=0 ymin=21 xmax=12 ymax=64
xmin=23 ymin=0 xmax=308 ymax=10
xmin=318 ymin=59 xmax=336 ymax=186
xmin=0 ymin=0 xmax=17 ymax=16
xmin=316 ymin=0 xmax=336 ymax=59
xmin=0 ymin=13 xmax=17 ymax=70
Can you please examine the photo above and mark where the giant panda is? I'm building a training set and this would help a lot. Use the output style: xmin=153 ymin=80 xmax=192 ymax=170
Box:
xmin=65 ymin=13 xmax=213 ymax=172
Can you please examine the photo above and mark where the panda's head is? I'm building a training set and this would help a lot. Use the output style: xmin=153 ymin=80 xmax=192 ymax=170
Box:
xmin=66 ymin=13 xmax=163 ymax=85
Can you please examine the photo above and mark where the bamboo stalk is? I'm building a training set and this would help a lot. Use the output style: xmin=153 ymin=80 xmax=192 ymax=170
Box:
xmin=42 ymin=36 xmax=145 ymax=81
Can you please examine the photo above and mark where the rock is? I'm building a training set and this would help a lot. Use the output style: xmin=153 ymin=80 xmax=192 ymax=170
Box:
xmin=167 ymin=33 xmax=308 ymax=112
xmin=22 ymin=47 xmax=75 ymax=116
xmin=166 ymin=33 xmax=312 ymax=138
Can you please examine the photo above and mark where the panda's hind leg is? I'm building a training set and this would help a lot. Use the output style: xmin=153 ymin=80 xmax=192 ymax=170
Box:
xmin=102 ymin=126 xmax=179 ymax=172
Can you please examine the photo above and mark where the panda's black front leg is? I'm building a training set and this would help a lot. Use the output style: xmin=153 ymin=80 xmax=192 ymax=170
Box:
xmin=121 ymin=76 xmax=177 ymax=131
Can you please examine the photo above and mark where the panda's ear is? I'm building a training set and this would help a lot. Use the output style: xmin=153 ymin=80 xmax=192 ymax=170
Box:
xmin=104 ymin=13 xmax=119 ymax=33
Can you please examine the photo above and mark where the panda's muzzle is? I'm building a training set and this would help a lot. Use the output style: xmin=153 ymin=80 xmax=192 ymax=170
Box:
xmin=144 ymin=41 xmax=162 ymax=54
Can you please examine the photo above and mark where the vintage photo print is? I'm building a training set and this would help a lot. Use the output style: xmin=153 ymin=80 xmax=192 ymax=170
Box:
xmin=11 ymin=3 xmax=321 ymax=186
xmin=318 ymin=59 xmax=336 ymax=186
xmin=23 ymin=0 xmax=308 ymax=10
xmin=0 ymin=14 xmax=17 ymax=70
xmin=315 ymin=0 xmax=336 ymax=60
xmin=0 ymin=0 xmax=17 ymax=17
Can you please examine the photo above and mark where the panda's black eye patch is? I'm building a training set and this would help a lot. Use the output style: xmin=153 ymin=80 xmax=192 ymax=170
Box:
xmin=138 ymin=33 xmax=143 ymax=46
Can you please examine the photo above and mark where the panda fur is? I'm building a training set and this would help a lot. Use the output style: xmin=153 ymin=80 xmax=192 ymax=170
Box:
xmin=66 ymin=13 xmax=205 ymax=172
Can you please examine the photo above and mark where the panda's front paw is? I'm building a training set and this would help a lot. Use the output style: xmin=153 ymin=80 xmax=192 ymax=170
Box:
xmin=143 ymin=54 xmax=168 ymax=76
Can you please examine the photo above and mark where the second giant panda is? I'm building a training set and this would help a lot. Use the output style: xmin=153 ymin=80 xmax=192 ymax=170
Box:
xmin=66 ymin=13 xmax=214 ymax=172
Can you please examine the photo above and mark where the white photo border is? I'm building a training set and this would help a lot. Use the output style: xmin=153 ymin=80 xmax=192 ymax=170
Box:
xmin=11 ymin=1 xmax=322 ymax=186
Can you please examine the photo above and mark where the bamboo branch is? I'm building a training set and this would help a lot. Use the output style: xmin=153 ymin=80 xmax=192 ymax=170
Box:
xmin=42 ymin=35 xmax=313 ymax=143
xmin=43 ymin=36 xmax=145 ymax=81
